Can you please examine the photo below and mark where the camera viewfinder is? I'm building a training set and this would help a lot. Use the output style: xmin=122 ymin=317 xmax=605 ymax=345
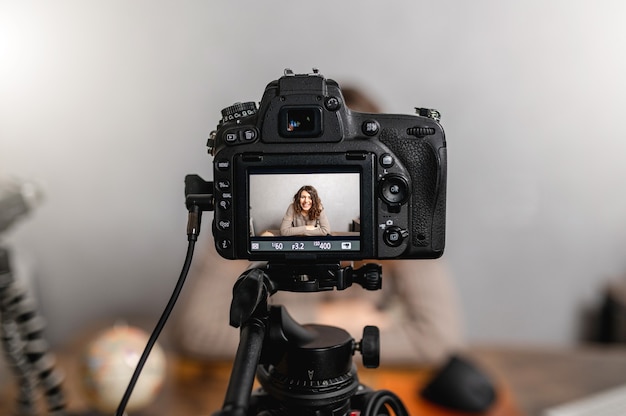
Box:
xmin=279 ymin=106 xmax=322 ymax=138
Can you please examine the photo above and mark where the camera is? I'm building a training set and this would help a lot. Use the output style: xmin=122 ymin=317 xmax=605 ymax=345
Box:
xmin=115 ymin=70 xmax=447 ymax=416
xmin=209 ymin=69 xmax=447 ymax=262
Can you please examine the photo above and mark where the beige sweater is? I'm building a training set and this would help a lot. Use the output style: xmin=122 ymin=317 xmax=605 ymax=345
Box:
xmin=173 ymin=241 xmax=465 ymax=365
xmin=279 ymin=205 xmax=331 ymax=236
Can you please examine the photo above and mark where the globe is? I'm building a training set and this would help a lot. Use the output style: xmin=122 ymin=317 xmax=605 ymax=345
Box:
xmin=81 ymin=325 xmax=166 ymax=413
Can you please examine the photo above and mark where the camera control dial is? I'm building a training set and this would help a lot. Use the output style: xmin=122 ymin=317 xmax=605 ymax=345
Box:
xmin=379 ymin=174 xmax=409 ymax=206
xmin=220 ymin=101 xmax=258 ymax=123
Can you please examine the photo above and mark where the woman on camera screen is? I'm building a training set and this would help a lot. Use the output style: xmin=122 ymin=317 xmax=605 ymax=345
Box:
xmin=279 ymin=185 xmax=331 ymax=236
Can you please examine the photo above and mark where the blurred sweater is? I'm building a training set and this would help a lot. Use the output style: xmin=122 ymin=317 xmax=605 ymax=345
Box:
xmin=173 ymin=241 xmax=464 ymax=365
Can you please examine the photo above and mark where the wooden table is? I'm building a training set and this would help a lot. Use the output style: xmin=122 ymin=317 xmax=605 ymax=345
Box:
xmin=467 ymin=345 xmax=626 ymax=416
xmin=0 ymin=349 xmax=524 ymax=416
xmin=5 ymin=344 xmax=626 ymax=416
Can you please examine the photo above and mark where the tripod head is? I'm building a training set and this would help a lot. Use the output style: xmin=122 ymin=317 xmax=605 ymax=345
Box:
xmin=216 ymin=262 xmax=407 ymax=416
xmin=229 ymin=262 xmax=382 ymax=327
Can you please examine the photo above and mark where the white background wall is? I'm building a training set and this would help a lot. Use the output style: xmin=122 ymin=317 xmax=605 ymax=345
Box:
xmin=249 ymin=173 xmax=360 ymax=234
xmin=2 ymin=1 xmax=626 ymax=346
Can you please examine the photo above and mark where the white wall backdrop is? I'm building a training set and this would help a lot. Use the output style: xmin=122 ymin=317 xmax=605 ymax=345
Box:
xmin=2 ymin=0 xmax=626 ymax=346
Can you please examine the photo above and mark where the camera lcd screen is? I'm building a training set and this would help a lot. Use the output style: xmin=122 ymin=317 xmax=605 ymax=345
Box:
xmin=279 ymin=106 xmax=322 ymax=138
xmin=248 ymin=171 xmax=361 ymax=254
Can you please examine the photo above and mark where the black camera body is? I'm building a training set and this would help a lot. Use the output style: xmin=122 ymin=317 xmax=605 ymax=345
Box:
xmin=210 ymin=70 xmax=447 ymax=262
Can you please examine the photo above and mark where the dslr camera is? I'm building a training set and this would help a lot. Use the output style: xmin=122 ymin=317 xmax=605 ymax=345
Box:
xmin=208 ymin=69 xmax=447 ymax=262
xmin=118 ymin=70 xmax=448 ymax=416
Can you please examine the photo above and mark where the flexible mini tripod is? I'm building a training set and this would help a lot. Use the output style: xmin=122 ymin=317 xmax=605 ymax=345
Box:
xmin=0 ymin=247 xmax=66 ymax=416
xmin=213 ymin=262 xmax=409 ymax=416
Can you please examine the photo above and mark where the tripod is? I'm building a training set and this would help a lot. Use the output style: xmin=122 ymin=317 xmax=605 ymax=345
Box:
xmin=214 ymin=262 xmax=409 ymax=416
xmin=0 ymin=247 xmax=66 ymax=415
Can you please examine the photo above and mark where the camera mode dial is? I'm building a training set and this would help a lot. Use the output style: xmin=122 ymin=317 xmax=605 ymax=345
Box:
xmin=221 ymin=101 xmax=258 ymax=123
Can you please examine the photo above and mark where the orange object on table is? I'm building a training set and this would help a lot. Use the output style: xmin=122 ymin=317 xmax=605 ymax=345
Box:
xmin=359 ymin=365 xmax=524 ymax=416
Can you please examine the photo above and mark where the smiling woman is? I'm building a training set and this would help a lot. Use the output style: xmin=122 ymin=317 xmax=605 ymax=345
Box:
xmin=279 ymin=185 xmax=331 ymax=237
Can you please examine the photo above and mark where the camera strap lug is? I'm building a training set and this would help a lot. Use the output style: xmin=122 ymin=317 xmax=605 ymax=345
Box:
xmin=415 ymin=107 xmax=442 ymax=122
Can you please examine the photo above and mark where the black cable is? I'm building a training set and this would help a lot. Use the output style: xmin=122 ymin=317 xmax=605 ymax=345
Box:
xmin=115 ymin=207 xmax=200 ymax=416
xmin=363 ymin=389 xmax=409 ymax=416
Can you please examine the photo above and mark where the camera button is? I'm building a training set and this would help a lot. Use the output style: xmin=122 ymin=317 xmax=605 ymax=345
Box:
xmin=383 ymin=226 xmax=408 ymax=247
xmin=217 ymin=199 xmax=231 ymax=210
xmin=380 ymin=153 xmax=395 ymax=168
xmin=379 ymin=175 xmax=409 ymax=205
xmin=325 ymin=96 xmax=342 ymax=111
xmin=243 ymin=129 xmax=257 ymax=141
xmin=216 ymin=219 xmax=232 ymax=231
xmin=217 ymin=180 xmax=231 ymax=191
xmin=362 ymin=120 xmax=380 ymax=136
xmin=218 ymin=239 xmax=232 ymax=250
xmin=216 ymin=159 xmax=230 ymax=171
xmin=225 ymin=132 xmax=238 ymax=143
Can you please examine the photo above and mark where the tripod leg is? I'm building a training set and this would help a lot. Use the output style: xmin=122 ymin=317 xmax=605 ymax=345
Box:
xmin=1 ymin=317 xmax=37 ymax=415
xmin=0 ymin=247 xmax=67 ymax=416
xmin=215 ymin=317 xmax=266 ymax=416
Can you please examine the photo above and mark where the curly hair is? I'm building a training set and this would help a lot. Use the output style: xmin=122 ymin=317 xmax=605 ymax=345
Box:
xmin=293 ymin=185 xmax=323 ymax=220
